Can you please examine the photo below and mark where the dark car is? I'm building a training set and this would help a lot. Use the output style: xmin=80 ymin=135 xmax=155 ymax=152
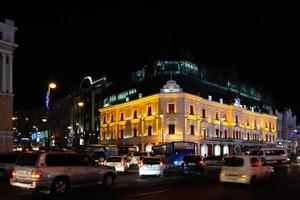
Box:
xmin=180 ymin=155 xmax=205 ymax=175
xmin=204 ymin=155 xmax=225 ymax=166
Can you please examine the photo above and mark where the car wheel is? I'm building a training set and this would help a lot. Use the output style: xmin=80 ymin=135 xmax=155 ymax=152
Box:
xmin=0 ymin=169 xmax=6 ymax=180
xmin=103 ymin=174 xmax=114 ymax=187
xmin=250 ymin=176 xmax=257 ymax=186
xmin=51 ymin=178 xmax=69 ymax=195
xmin=268 ymin=173 xmax=274 ymax=183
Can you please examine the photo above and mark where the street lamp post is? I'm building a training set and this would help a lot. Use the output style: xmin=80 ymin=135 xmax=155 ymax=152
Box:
xmin=46 ymin=82 xmax=56 ymax=148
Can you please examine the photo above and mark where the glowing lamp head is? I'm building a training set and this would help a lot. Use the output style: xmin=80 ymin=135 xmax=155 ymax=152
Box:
xmin=48 ymin=83 xmax=57 ymax=89
xmin=78 ymin=102 xmax=84 ymax=107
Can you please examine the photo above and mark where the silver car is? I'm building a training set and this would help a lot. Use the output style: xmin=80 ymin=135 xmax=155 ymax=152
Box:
xmin=0 ymin=153 xmax=19 ymax=180
xmin=10 ymin=152 xmax=117 ymax=194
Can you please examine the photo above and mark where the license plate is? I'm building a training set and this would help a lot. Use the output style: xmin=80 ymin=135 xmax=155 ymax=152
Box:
xmin=188 ymin=163 xmax=196 ymax=166
xmin=18 ymin=170 xmax=29 ymax=177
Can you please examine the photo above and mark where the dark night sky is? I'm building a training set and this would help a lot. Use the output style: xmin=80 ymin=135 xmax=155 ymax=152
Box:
xmin=1 ymin=2 xmax=300 ymax=117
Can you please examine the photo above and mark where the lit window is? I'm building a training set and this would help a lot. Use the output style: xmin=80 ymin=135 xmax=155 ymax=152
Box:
xmin=191 ymin=125 xmax=194 ymax=135
xmin=169 ymin=124 xmax=175 ymax=134
xmin=133 ymin=110 xmax=137 ymax=118
xmin=148 ymin=126 xmax=152 ymax=136
xmin=202 ymin=109 xmax=206 ymax=118
xmin=147 ymin=106 xmax=152 ymax=116
xmin=190 ymin=105 xmax=194 ymax=115
xmin=168 ymin=104 xmax=175 ymax=113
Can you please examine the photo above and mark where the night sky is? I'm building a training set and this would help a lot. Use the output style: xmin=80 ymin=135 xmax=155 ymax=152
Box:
xmin=1 ymin=2 xmax=300 ymax=117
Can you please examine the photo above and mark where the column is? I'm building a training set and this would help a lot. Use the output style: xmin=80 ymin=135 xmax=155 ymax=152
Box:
xmin=8 ymin=54 xmax=13 ymax=93
xmin=1 ymin=53 xmax=6 ymax=92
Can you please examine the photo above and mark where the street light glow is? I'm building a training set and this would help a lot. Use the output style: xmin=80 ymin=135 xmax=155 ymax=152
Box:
xmin=49 ymin=82 xmax=57 ymax=89
xmin=78 ymin=101 xmax=84 ymax=107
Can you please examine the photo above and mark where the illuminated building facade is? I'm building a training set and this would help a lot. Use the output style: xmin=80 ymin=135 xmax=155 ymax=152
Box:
xmin=0 ymin=19 xmax=17 ymax=153
xmin=100 ymin=80 xmax=277 ymax=155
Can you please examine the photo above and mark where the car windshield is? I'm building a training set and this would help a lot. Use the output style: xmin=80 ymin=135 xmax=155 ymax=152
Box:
xmin=16 ymin=153 xmax=39 ymax=166
xmin=183 ymin=156 xmax=201 ymax=163
xmin=224 ymin=157 xmax=244 ymax=167
xmin=106 ymin=157 xmax=122 ymax=162
xmin=143 ymin=158 xmax=160 ymax=164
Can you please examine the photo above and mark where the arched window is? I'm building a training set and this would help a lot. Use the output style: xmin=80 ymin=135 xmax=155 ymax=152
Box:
xmin=214 ymin=145 xmax=221 ymax=156
xmin=145 ymin=144 xmax=153 ymax=152
xmin=201 ymin=144 xmax=208 ymax=157
xmin=223 ymin=145 xmax=229 ymax=155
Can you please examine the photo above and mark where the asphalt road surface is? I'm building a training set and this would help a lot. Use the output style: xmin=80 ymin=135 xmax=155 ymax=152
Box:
xmin=1 ymin=164 xmax=300 ymax=200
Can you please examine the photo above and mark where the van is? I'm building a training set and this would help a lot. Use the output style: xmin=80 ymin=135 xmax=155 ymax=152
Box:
xmin=250 ymin=147 xmax=288 ymax=164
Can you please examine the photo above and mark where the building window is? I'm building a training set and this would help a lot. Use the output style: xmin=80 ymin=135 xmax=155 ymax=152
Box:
xmin=103 ymin=116 xmax=106 ymax=124
xmin=120 ymin=113 xmax=124 ymax=121
xmin=169 ymin=124 xmax=175 ymax=134
xmin=216 ymin=112 xmax=219 ymax=120
xmin=214 ymin=145 xmax=221 ymax=156
xmin=147 ymin=106 xmax=152 ymax=116
xmin=265 ymin=134 xmax=268 ymax=141
xmin=148 ymin=126 xmax=152 ymax=136
xmin=269 ymin=122 xmax=271 ymax=129
xmin=111 ymin=114 xmax=114 ymax=122
xmin=201 ymin=128 xmax=206 ymax=137
xmin=190 ymin=125 xmax=194 ymax=135
xmin=247 ymin=133 xmax=250 ymax=140
xmin=133 ymin=128 xmax=137 ymax=137
xmin=254 ymin=120 xmax=257 ymax=128
xmin=247 ymin=119 xmax=249 ymax=126
xmin=235 ymin=115 xmax=238 ymax=123
xmin=224 ymin=130 xmax=227 ymax=139
xmin=216 ymin=129 xmax=219 ymax=138
xmin=168 ymin=104 xmax=175 ymax=113
xmin=190 ymin=105 xmax=194 ymax=115
xmin=202 ymin=109 xmax=206 ymax=118
xmin=133 ymin=110 xmax=137 ymax=119
xmin=265 ymin=123 xmax=268 ymax=128
xmin=0 ymin=32 xmax=2 ymax=40
xmin=120 ymin=130 xmax=124 ymax=138
xmin=223 ymin=145 xmax=229 ymax=155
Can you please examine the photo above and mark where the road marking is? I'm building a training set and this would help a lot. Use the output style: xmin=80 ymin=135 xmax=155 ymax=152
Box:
xmin=126 ymin=189 xmax=172 ymax=198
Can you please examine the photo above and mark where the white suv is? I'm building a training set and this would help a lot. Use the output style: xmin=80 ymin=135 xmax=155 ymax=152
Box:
xmin=10 ymin=152 xmax=117 ymax=194
xmin=220 ymin=155 xmax=274 ymax=185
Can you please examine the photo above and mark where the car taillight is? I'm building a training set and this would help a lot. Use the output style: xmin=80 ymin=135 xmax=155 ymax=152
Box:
xmin=12 ymin=169 xmax=16 ymax=177
xmin=239 ymin=174 xmax=247 ymax=178
xmin=31 ymin=170 xmax=42 ymax=179
xmin=160 ymin=161 xmax=163 ymax=166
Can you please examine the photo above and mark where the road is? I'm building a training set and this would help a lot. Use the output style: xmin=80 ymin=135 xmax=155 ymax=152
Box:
xmin=1 ymin=164 xmax=300 ymax=200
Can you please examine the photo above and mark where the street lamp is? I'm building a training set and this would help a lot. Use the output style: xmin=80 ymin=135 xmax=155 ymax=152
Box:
xmin=160 ymin=114 xmax=164 ymax=143
xmin=46 ymin=82 xmax=57 ymax=148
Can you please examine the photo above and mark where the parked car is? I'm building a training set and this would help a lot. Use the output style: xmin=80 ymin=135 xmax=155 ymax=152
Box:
xmin=204 ymin=156 xmax=224 ymax=166
xmin=219 ymin=155 xmax=274 ymax=185
xmin=127 ymin=151 xmax=143 ymax=167
xmin=180 ymin=155 xmax=205 ymax=174
xmin=139 ymin=156 xmax=165 ymax=177
xmin=104 ymin=156 xmax=128 ymax=173
xmin=10 ymin=152 xmax=117 ymax=195
xmin=250 ymin=147 xmax=288 ymax=164
xmin=0 ymin=153 xmax=20 ymax=180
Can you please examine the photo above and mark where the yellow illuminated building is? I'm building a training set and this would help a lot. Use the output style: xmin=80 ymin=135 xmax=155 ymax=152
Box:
xmin=100 ymin=80 xmax=277 ymax=155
